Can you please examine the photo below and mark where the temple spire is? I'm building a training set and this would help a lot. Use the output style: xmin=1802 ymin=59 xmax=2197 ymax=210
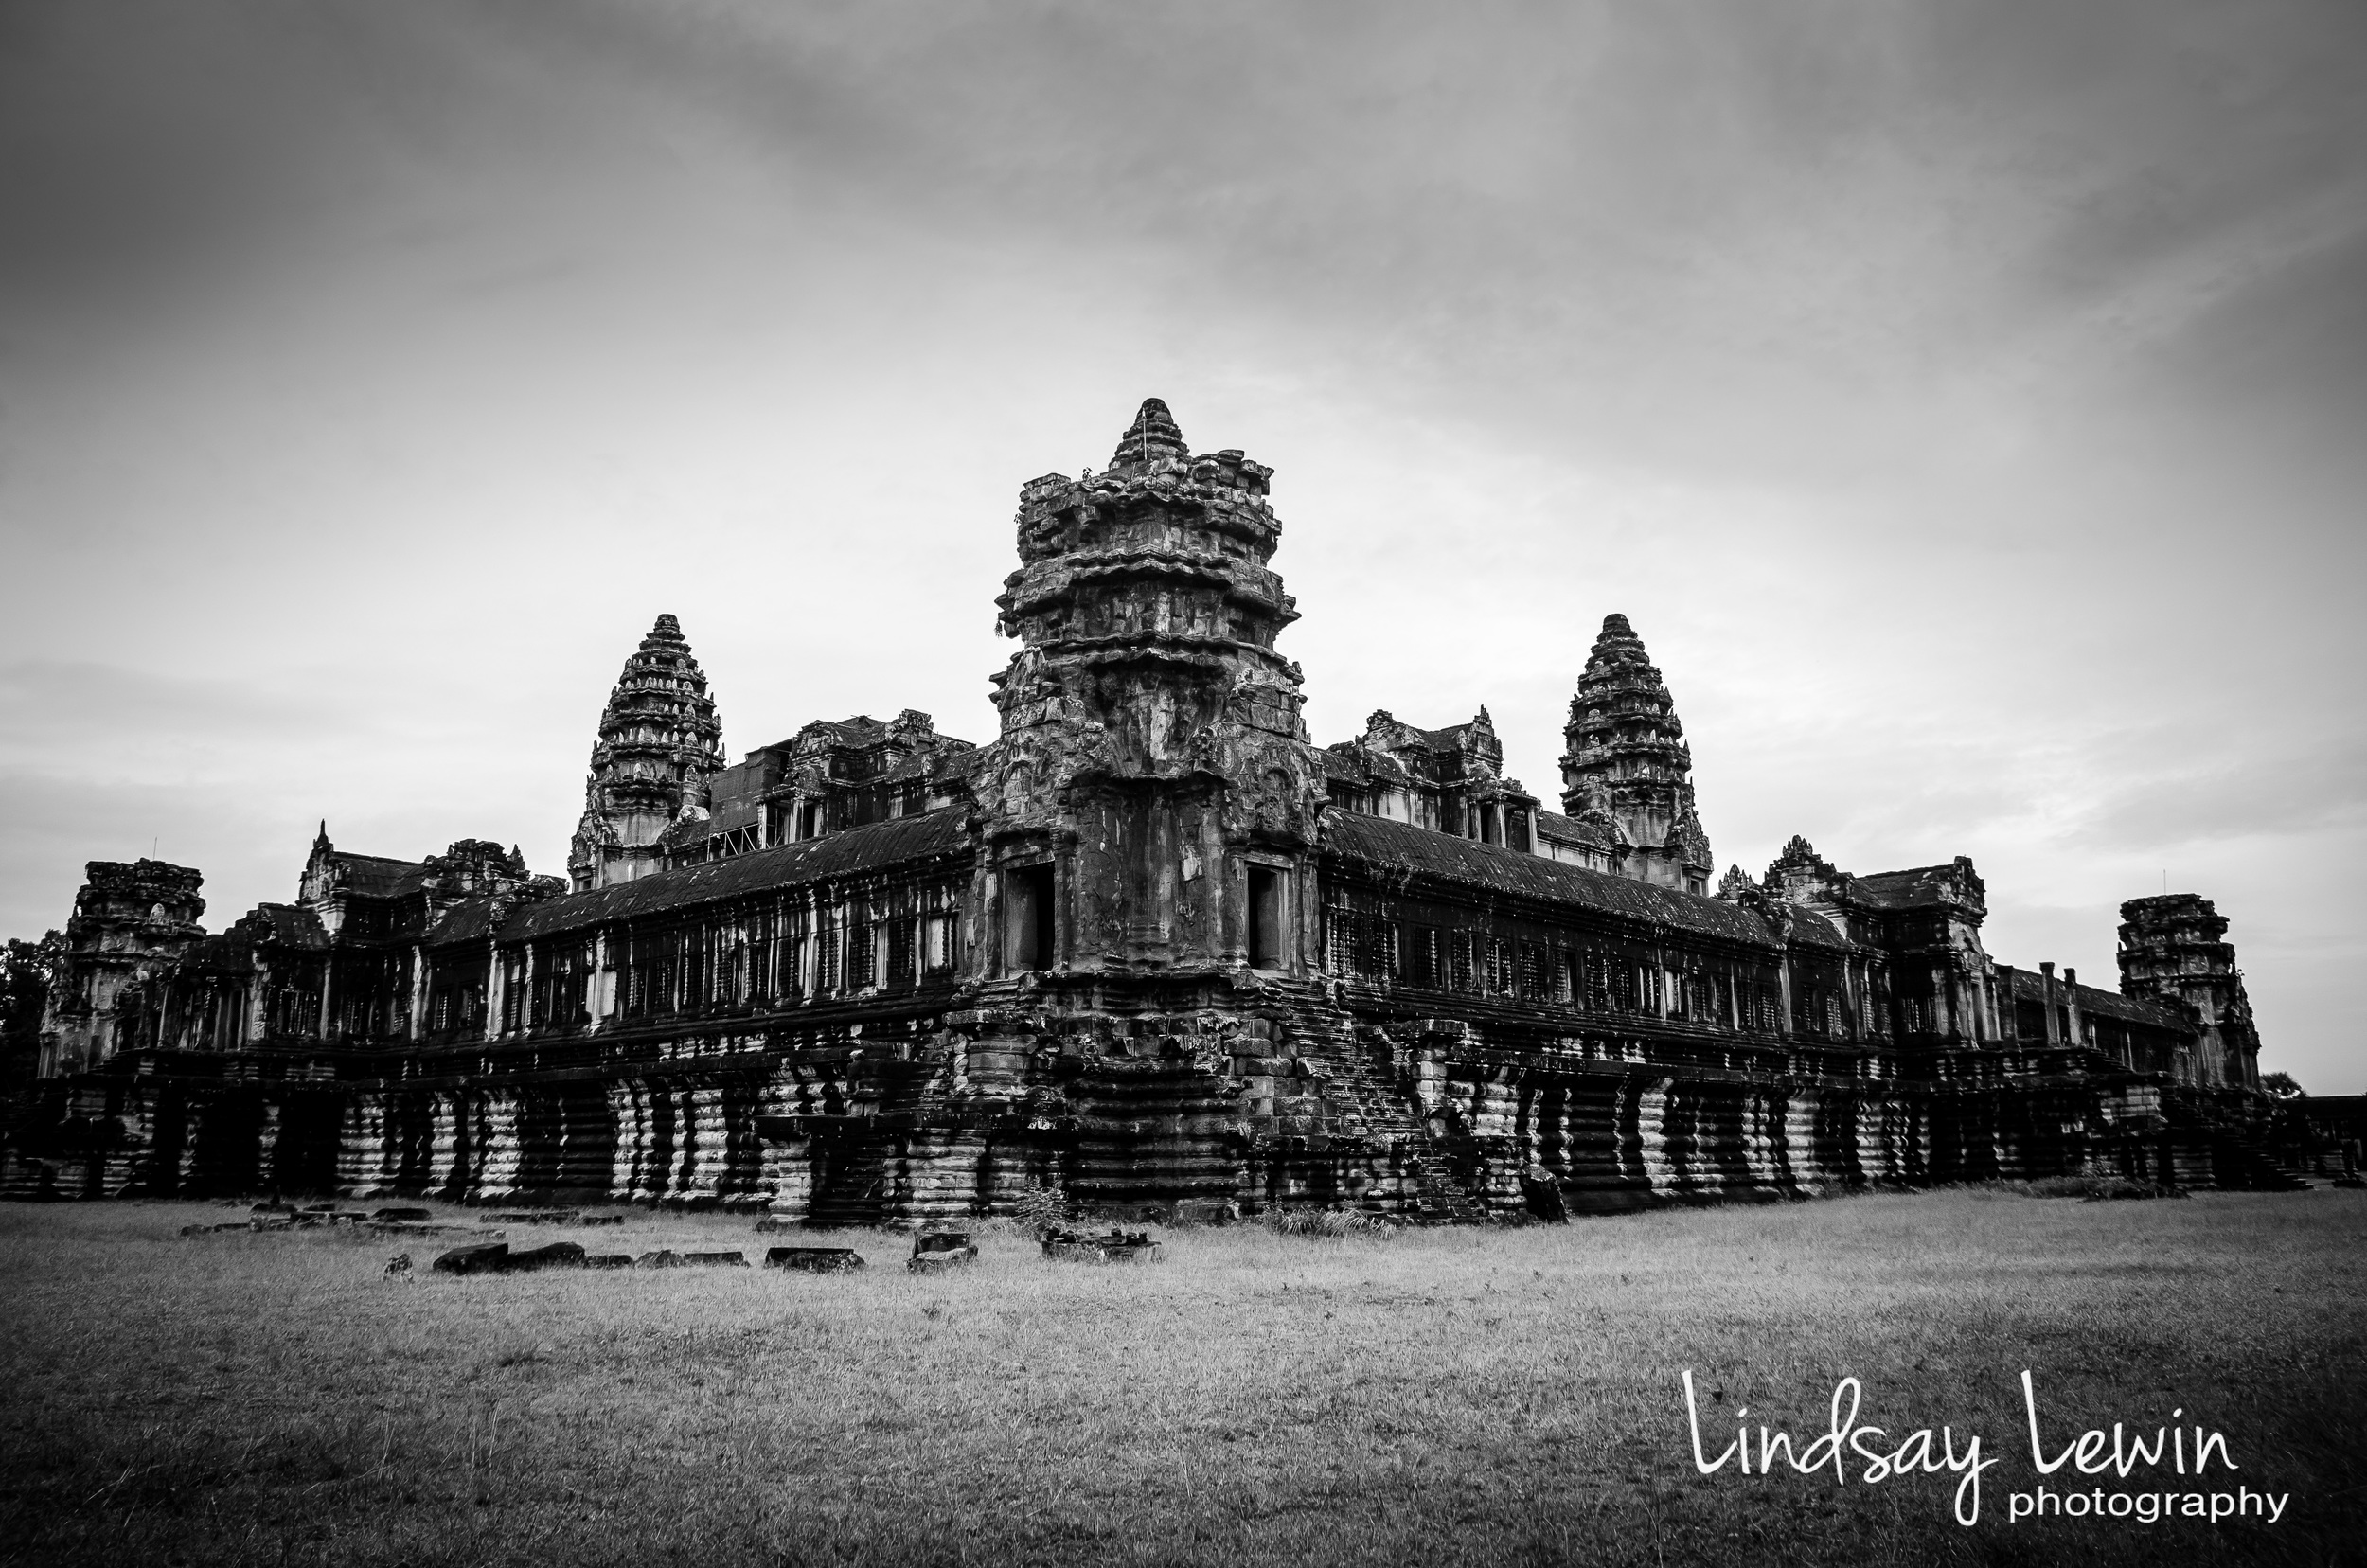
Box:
xmin=1559 ymin=613 xmax=1713 ymax=894
xmin=568 ymin=613 xmax=723 ymax=892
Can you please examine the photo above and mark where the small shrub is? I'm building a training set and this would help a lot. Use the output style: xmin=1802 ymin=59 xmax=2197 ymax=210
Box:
xmin=1007 ymin=1178 xmax=1072 ymax=1238
xmin=1260 ymin=1208 xmax=1395 ymax=1239
xmin=2024 ymin=1175 xmax=2176 ymax=1201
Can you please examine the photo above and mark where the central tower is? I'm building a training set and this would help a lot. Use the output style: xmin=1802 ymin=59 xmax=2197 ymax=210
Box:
xmin=974 ymin=399 xmax=1325 ymax=979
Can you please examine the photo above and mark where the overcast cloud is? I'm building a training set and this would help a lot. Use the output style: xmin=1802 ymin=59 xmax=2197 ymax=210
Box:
xmin=2 ymin=0 xmax=2362 ymax=1089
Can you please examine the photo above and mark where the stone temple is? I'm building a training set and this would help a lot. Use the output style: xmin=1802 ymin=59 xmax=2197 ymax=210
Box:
xmin=7 ymin=400 xmax=2299 ymax=1214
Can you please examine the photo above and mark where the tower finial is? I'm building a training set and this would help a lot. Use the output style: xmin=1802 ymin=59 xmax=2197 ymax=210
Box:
xmin=1108 ymin=398 xmax=1187 ymax=471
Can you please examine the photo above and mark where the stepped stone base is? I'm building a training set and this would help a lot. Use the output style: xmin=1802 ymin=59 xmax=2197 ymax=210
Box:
xmin=0 ymin=986 xmax=2311 ymax=1221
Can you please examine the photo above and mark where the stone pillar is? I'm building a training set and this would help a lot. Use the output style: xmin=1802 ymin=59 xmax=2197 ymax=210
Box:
xmin=483 ymin=942 xmax=505 ymax=1042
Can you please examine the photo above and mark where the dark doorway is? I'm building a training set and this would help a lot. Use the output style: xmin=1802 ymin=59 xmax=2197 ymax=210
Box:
xmin=1248 ymin=865 xmax=1285 ymax=969
xmin=1006 ymin=864 xmax=1056 ymax=971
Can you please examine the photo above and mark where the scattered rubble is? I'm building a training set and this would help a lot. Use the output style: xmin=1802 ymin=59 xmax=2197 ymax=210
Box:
xmin=633 ymin=1249 xmax=749 ymax=1269
xmin=765 ymin=1247 xmax=866 ymax=1273
xmin=1041 ymin=1228 xmax=1161 ymax=1264
xmin=476 ymin=1209 xmax=621 ymax=1226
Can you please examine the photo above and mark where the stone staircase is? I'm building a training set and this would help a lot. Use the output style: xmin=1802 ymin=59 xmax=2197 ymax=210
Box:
xmin=2160 ymin=1087 xmax=2313 ymax=1191
xmin=1249 ymin=978 xmax=1487 ymax=1221
xmin=803 ymin=1135 xmax=892 ymax=1227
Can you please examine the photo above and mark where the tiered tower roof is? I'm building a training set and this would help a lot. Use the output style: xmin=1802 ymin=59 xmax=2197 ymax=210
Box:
xmin=569 ymin=615 xmax=723 ymax=889
xmin=587 ymin=615 xmax=721 ymax=804
xmin=2117 ymin=893 xmax=2262 ymax=1088
xmin=992 ymin=398 xmax=1305 ymax=762
xmin=1558 ymin=614 xmax=1712 ymax=889
xmin=1104 ymin=395 xmax=1190 ymax=472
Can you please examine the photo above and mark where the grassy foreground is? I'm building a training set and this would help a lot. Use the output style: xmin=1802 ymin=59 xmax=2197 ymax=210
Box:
xmin=0 ymin=1190 xmax=2360 ymax=1567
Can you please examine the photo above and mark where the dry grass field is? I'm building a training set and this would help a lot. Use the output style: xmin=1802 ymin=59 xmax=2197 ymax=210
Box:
xmin=1 ymin=1189 xmax=2361 ymax=1568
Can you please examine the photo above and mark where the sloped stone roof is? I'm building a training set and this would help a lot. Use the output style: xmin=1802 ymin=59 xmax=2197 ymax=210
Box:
xmin=2003 ymin=968 xmax=2189 ymax=1031
xmin=326 ymin=852 xmax=430 ymax=900
xmin=429 ymin=807 xmax=972 ymax=945
xmin=1323 ymin=812 xmax=1834 ymax=947
xmin=185 ymin=903 xmax=330 ymax=969
xmin=1533 ymin=810 xmax=1615 ymax=851
xmin=1852 ymin=865 xmax=1962 ymax=909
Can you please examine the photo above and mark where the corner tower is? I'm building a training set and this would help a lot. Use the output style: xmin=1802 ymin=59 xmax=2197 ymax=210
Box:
xmin=36 ymin=860 xmax=206 ymax=1077
xmin=569 ymin=614 xmax=723 ymax=892
xmin=1558 ymin=613 xmax=1713 ymax=894
xmin=2117 ymin=894 xmax=2261 ymax=1089
xmin=976 ymin=399 xmax=1324 ymax=976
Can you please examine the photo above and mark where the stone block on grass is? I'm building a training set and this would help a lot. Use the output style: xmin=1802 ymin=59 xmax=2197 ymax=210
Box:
xmin=433 ymin=1242 xmax=510 ymax=1276
xmin=1041 ymin=1229 xmax=1161 ymax=1264
xmin=765 ymin=1247 xmax=866 ymax=1274
xmin=909 ymin=1227 xmax=977 ymax=1273
xmin=908 ymin=1246 xmax=978 ymax=1273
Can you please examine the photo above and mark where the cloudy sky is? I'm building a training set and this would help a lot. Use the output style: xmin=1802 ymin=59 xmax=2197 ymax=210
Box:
xmin=3 ymin=1 xmax=2361 ymax=1089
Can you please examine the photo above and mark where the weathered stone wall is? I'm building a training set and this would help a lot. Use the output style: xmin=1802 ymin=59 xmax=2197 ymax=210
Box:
xmin=0 ymin=989 xmax=2287 ymax=1214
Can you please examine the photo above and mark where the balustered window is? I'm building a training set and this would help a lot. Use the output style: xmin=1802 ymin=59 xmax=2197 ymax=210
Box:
xmin=1405 ymin=926 xmax=1440 ymax=989
xmin=817 ymin=919 xmax=841 ymax=996
xmin=747 ymin=914 xmax=774 ymax=1004
xmin=845 ymin=912 xmax=875 ymax=991
xmin=1516 ymin=944 xmax=1547 ymax=1002
xmin=778 ymin=919 xmax=805 ymax=998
